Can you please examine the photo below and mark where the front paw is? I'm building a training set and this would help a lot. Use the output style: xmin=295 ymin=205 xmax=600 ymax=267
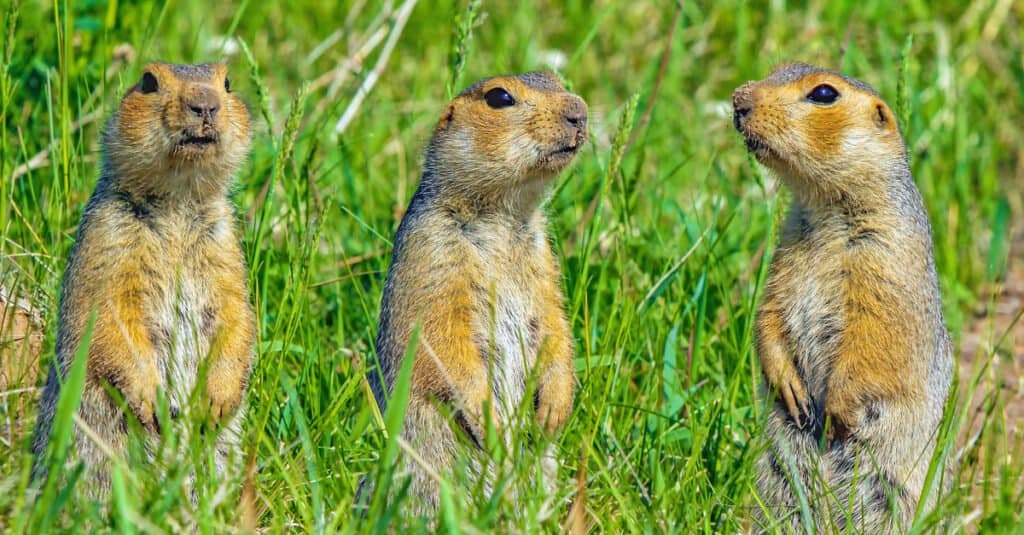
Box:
xmin=535 ymin=376 xmax=574 ymax=434
xmin=824 ymin=392 xmax=863 ymax=445
xmin=124 ymin=372 xmax=160 ymax=434
xmin=454 ymin=401 xmax=501 ymax=449
xmin=206 ymin=371 xmax=245 ymax=424
xmin=207 ymin=391 xmax=242 ymax=424
xmin=825 ymin=415 xmax=854 ymax=446
xmin=771 ymin=371 xmax=812 ymax=431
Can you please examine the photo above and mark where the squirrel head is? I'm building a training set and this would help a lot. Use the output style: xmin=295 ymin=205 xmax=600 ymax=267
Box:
xmin=104 ymin=62 xmax=251 ymax=199
xmin=423 ymin=72 xmax=587 ymax=215
xmin=732 ymin=62 xmax=906 ymax=204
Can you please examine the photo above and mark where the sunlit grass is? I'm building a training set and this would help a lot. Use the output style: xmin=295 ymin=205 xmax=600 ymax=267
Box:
xmin=0 ymin=0 xmax=1021 ymax=532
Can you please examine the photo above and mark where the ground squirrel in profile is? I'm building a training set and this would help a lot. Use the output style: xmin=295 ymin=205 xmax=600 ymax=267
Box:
xmin=365 ymin=72 xmax=586 ymax=513
xmin=31 ymin=63 xmax=255 ymax=495
xmin=732 ymin=63 xmax=953 ymax=531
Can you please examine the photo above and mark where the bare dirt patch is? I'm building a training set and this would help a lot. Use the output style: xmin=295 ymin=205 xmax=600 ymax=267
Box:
xmin=960 ymin=229 xmax=1024 ymax=440
xmin=0 ymin=286 xmax=43 ymax=422
xmin=957 ymin=224 xmax=1024 ymax=526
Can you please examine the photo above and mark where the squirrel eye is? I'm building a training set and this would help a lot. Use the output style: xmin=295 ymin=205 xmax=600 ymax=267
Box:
xmin=807 ymin=84 xmax=839 ymax=104
xmin=224 ymin=77 xmax=231 ymax=92
xmin=140 ymin=72 xmax=159 ymax=94
xmin=484 ymin=87 xmax=515 ymax=109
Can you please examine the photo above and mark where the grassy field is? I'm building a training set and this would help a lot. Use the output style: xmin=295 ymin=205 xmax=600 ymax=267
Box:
xmin=0 ymin=0 xmax=1022 ymax=532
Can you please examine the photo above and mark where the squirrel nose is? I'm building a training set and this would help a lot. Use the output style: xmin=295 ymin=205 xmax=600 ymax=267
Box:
xmin=733 ymin=106 xmax=751 ymax=131
xmin=185 ymin=86 xmax=221 ymax=120
xmin=189 ymin=103 xmax=220 ymax=118
xmin=732 ymin=84 xmax=755 ymax=131
xmin=562 ymin=97 xmax=588 ymax=130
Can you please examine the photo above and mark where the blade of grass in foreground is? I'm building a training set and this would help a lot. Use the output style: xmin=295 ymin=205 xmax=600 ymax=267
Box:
xmin=110 ymin=465 xmax=134 ymax=535
xmin=31 ymin=311 xmax=93 ymax=532
xmin=365 ymin=325 xmax=418 ymax=531
xmin=281 ymin=373 xmax=324 ymax=534
xmin=445 ymin=0 xmax=482 ymax=100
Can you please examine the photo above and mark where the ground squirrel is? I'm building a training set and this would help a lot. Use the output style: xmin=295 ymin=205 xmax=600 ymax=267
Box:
xmin=31 ymin=63 xmax=255 ymax=496
xmin=365 ymin=72 xmax=586 ymax=514
xmin=732 ymin=63 xmax=953 ymax=531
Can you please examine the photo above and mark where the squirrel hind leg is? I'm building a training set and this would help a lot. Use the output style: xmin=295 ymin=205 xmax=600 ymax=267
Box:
xmin=755 ymin=408 xmax=832 ymax=531
xmin=825 ymin=432 xmax=914 ymax=529
xmin=390 ymin=400 xmax=464 ymax=516
xmin=828 ymin=463 xmax=912 ymax=531
xmin=72 ymin=385 xmax=133 ymax=498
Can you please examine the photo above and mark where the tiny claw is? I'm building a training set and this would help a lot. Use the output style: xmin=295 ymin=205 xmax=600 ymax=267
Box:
xmin=776 ymin=375 xmax=812 ymax=431
xmin=133 ymin=403 xmax=159 ymax=435
xmin=825 ymin=413 xmax=853 ymax=446
xmin=782 ymin=385 xmax=803 ymax=428
xmin=207 ymin=400 xmax=227 ymax=428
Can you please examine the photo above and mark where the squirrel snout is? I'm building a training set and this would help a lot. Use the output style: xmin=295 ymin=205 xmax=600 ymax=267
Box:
xmin=184 ymin=86 xmax=221 ymax=121
xmin=562 ymin=97 xmax=588 ymax=132
xmin=732 ymin=85 xmax=755 ymax=131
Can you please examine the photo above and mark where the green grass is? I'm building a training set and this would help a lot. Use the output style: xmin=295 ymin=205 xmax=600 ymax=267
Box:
xmin=1 ymin=0 xmax=1022 ymax=532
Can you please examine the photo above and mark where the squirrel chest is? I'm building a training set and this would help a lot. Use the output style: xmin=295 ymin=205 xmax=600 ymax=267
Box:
xmin=113 ymin=197 xmax=237 ymax=407
xmin=769 ymin=206 xmax=859 ymax=398
xmin=461 ymin=217 xmax=549 ymax=412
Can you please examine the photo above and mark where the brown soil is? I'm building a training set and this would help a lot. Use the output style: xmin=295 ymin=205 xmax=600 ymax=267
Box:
xmin=959 ymin=232 xmax=1024 ymax=439
xmin=0 ymin=285 xmax=44 ymax=421
xmin=957 ymin=226 xmax=1024 ymax=525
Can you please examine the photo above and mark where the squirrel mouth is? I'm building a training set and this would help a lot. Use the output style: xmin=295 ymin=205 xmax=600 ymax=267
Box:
xmin=539 ymin=131 xmax=587 ymax=170
xmin=742 ymin=133 xmax=776 ymax=159
xmin=178 ymin=131 xmax=219 ymax=149
xmin=744 ymin=135 xmax=765 ymax=153
xmin=179 ymin=135 xmax=217 ymax=146
xmin=542 ymin=144 xmax=582 ymax=168
xmin=551 ymin=144 xmax=581 ymax=156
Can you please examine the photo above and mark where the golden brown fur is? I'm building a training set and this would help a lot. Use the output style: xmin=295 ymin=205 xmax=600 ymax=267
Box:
xmin=31 ymin=63 xmax=254 ymax=497
xmin=733 ymin=63 xmax=953 ymax=532
xmin=365 ymin=72 xmax=586 ymax=515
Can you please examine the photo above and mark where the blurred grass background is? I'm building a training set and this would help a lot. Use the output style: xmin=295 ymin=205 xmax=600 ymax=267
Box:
xmin=0 ymin=0 xmax=1021 ymax=532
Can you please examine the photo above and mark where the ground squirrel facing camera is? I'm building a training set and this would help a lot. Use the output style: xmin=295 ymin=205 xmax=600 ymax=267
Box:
xmin=366 ymin=72 xmax=586 ymax=514
xmin=31 ymin=63 xmax=255 ymax=495
xmin=733 ymin=63 xmax=953 ymax=531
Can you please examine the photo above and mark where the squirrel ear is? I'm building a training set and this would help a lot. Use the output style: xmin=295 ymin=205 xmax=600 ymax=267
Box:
xmin=873 ymin=102 xmax=893 ymax=130
xmin=436 ymin=103 xmax=455 ymax=130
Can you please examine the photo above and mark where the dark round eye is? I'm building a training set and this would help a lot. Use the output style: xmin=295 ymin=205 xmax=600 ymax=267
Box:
xmin=484 ymin=87 xmax=515 ymax=109
xmin=140 ymin=72 xmax=159 ymax=94
xmin=807 ymin=84 xmax=839 ymax=104
xmin=224 ymin=77 xmax=231 ymax=92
